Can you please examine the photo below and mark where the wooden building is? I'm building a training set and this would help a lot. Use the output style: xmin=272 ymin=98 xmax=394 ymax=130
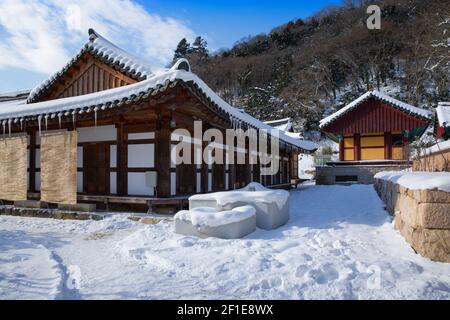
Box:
xmin=316 ymin=91 xmax=432 ymax=185
xmin=0 ymin=29 xmax=317 ymax=210
xmin=320 ymin=91 xmax=431 ymax=162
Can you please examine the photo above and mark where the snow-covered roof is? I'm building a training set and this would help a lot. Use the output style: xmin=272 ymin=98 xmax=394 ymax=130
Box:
xmin=27 ymin=29 xmax=154 ymax=103
xmin=264 ymin=117 xmax=293 ymax=132
xmin=0 ymin=62 xmax=318 ymax=152
xmin=436 ymin=102 xmax=450 ymax=127
xmin=0 ymin=89 xmax=30 ymax=103
xmin=319 ymin=90 xmax=432 ymax=129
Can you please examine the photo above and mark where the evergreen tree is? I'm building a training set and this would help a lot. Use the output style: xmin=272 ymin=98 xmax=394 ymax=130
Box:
xmin=172 ymin=38 xmax=191 ymax=64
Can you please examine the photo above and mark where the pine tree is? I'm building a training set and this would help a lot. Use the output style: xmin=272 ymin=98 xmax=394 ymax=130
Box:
xmin=172 ymin=38 xmax=191 ymax=64
xmin=190 ymin=36 xmax=209 ymax=65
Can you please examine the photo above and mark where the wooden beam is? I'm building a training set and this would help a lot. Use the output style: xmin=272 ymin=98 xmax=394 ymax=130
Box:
xmin=154 ymin=116 xmax=171 ymax=197
xmin=116 ymin=122 xmax=126 ymax=195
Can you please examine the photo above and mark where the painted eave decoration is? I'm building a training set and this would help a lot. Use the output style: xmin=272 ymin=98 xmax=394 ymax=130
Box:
xmin=319 ymin=90 xmax=432 ymax=130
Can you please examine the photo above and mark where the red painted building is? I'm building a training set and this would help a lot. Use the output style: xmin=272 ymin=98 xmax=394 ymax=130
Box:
xmin=320 ymin=91 xmax=431 ymax=162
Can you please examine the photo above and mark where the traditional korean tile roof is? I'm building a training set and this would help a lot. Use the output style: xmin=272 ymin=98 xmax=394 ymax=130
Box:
xmin=264 ymin=117 xmax=293 ymax=132
xmin=0 ymin=60 xmax=318 ymax=152
xmin=0 ymin=89 xmax=30 ymax=104
xmin=319 ymin=90 xmax=432 ymax=129
xmin=27 ymin=29 xmax=154 ymax=103
xmin=436 ymin=102 xmax=450 ymax=127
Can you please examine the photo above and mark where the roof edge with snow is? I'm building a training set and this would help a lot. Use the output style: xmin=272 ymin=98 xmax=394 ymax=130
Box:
xmin=0 ymin=68 xmax=318 ymax=152
xmin=27 ymin=29 xmax=154 ymax=103
xmin=319 ymin=90 xmax=432 ymax=129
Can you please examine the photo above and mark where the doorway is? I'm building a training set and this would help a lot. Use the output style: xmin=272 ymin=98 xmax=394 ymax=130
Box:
xmin=83 ymin=143 xmax=110 ymax=194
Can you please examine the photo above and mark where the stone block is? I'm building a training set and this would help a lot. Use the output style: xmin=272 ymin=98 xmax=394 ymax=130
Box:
xmin=417 ymin=202 xmax=450 ymax=229
xmin=399 ymin=220 xmax=450 ymax=263
xmin=58 ymin=203 xmax=97 ymax=212
xmin=14 ymin=200 xmax=44 ymax=209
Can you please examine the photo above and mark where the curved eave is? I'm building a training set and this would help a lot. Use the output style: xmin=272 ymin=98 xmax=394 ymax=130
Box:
xmin=320 ymin=94 xmax=431 ymax=131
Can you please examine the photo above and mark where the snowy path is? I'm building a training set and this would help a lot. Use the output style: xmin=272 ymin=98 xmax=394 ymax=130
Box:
xmin=0 ymin=183 xmax=449 ymax=299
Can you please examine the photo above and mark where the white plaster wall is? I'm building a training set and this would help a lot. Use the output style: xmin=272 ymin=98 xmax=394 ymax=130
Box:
xmin=128 ymin=172 xmax=154 ymax=196
xmin=128 ymin=144 xmax=154 ymax=168
xmin=77 ymin=147 xmax=83 ymax=168
xmin=35 ymin=172 xmax=40 ymax=191
xmin=110 ymin=145 xmax=117 ymax=168
xmin=77 ymin=172 xmax=83 ymax=193
xmin=77 ymin=125 xmax=116 ymax=143
xmin=35 ymin=149 xmax=40 ymax=168
xmin=128 ymin=132 xmax=154 ymax=140
xmin=171 ymin=172 xmax=176 ymax=196
xmin=225 ymin=173 xmax=229 ymax=190
xmin=110 ymin=172 xmax=117 ymax=194
xmin=196 ymin=173 xmax=201 ymax=193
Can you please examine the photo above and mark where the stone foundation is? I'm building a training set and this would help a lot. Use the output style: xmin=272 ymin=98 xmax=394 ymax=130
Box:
xmin=374 ymin=178 xmax=450 ymax=262
xmin=0 ymin=206 xmax=104 ymax=221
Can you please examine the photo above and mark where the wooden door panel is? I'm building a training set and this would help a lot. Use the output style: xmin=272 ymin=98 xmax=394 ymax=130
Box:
xmin=83 ymin=143 xmax=110 ymax=194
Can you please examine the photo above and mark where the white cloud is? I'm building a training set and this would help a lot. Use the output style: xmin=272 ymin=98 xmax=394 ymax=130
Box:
xmin=0 ymin=0 xmax=196 ymax=75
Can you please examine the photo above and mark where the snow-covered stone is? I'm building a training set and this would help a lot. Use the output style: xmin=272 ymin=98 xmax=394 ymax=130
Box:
xmin=374 ymin=171 xmax=450 ymax=192
xmin=189 ymin=182 xmax=290 ymax=230
xmin=174 ymin=206 xmax=256 ymax=239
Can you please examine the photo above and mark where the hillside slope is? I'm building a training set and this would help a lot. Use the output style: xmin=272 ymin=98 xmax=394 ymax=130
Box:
xmin=180 ymin=0 xmax=449 ymax=139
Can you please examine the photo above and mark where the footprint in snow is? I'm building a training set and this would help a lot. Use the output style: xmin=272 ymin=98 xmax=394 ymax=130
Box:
xmin=305 ymin=263 xmax=340 ymax=284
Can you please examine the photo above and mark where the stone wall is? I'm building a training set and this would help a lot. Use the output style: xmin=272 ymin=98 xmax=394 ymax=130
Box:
xmin=374 ymin=178 xmax=450 ymax=262
xmin=413 ymin=149 xmax=450 ymax=172
xmin=316 ymin=164 xmax=410 ymax=185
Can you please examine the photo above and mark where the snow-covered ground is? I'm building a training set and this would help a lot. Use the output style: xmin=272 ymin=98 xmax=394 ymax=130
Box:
xmin=1 ymin=183 xmax=449 ymax=300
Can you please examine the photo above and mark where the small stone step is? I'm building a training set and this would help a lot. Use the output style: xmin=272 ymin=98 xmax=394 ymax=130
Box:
xmin=14 ymin=200 xmax=44 ymax=209
xmin=57 ymin=203 xmax=97 ymax=212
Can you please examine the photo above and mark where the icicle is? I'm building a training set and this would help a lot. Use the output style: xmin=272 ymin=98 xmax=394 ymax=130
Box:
xmin=2 ymin=120 xmax=5 ymax=137
xmin=38 ymin=115 xmax=42 ymax=136
xmin=20 ymin=118 xmax=23 ymax=131
xmin=94 ymin=107 xmax=99 ymax=127
xmin=58 ymin=113 xmax=62 ymax=129
xmin=8 ymin=119 xmax=11 ymax=137
xmin=72 ymin=111 xmax=76 ymax=129
xmin=44 ymin=115 xmax=48 ymax=131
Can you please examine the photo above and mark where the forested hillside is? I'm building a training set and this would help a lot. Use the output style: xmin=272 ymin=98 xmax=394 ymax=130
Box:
xmin=173 ymin=0 xmax=449 ymax=139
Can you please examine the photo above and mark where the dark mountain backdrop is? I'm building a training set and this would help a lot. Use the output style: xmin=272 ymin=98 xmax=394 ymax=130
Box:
xmin=172 ymin=0 xmax=449 ymax=140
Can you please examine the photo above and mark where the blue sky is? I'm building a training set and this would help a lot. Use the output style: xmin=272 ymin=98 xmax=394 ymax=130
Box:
xmin=139 ymin=0 xmax=341 ymax=49
xmin=0 ymin=0 xmax=341 ymax=93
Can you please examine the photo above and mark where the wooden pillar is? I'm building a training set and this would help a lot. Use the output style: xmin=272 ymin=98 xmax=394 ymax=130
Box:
xmin=155 ymin=118 xmax=171 ymax=197
xmin=29 ymin=130 xmax=36 ymax=193
xmin=116 ymin=122 xmax=127 ymax=195
xmin=354 ymin=133 xmax=361 ymax=161
xmin=339 ymin=139 xmax=344 ymax=161
xmin=385 ymin=132 xmax=392 ymax=160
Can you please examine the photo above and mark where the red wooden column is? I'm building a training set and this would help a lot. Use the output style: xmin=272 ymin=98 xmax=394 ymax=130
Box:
xmin=354 ymin=133 xmax=361 ymax=161
xmin=385 ymin=132 xmax=392 ymax=159
xmin=155 ymin=118 xmax=171 ymax=197
xmin=339 ymin=138 xmax=344 ymax=161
